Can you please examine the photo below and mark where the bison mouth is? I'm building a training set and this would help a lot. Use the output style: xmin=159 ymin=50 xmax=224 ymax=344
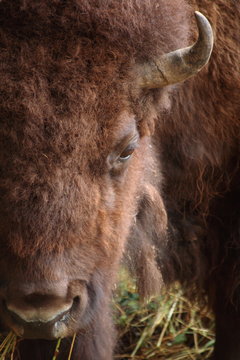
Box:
xmin=0 ymin=280 xmax=100 ymax=340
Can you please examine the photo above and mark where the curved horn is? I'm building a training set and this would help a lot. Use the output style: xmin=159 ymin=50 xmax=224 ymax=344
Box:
xmin=138 ymin=11 xmax=214 ymax=89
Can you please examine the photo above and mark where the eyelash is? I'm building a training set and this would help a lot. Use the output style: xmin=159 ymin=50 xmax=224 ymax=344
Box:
xmin=118 ymin=144 xmax=136 ymax=162
xmin=107 ymin=140 xmax=139 ymax=177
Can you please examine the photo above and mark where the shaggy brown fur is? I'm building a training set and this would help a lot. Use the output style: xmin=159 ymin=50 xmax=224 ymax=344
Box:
xmin=155 ymin=2 xmax=240 ymax=358
xmin=0 ymin=0 xmax=239 ymax=359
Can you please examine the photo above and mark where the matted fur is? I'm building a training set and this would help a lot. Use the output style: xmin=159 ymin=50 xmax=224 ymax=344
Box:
xmin=0 ymin=0 xmax=240 ymax=359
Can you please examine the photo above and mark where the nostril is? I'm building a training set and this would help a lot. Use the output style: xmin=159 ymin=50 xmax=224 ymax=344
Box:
xmin=73 ymin=296 xmax=80 ymax=304
xmin=71 ymin=296 xmax=80 ymax=312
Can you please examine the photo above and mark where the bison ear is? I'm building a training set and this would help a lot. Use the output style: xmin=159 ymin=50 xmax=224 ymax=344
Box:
xmin=124 ymin=184 xmax=168 ymax=298
xmin=136 ymin=11 xmax=214 ymax=89
xmin=125 ymin=229 xmax=164 ymax=298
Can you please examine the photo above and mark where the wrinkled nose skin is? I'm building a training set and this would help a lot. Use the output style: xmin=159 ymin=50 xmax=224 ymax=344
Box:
xmin=0 ymin=279 xmax=87 ymax=340
xmin=0 ymin=271 xmax=115 ymax=360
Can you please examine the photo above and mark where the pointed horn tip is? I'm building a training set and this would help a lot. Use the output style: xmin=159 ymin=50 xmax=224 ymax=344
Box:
xmin=137 ymin=10 xmax=214 ymax=89
xmin=194 ymin=11 xmax=214 ymax=45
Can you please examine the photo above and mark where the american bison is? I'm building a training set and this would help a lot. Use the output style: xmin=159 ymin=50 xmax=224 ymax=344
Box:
xmin=0 ymin=0 xmax=239 ymax=359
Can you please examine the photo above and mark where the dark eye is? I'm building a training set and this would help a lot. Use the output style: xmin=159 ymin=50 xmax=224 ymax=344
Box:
xmin=107 ymin=133 xmax=139 ymax=175
xmin=118 ymin=145 xmax=136 ymax=162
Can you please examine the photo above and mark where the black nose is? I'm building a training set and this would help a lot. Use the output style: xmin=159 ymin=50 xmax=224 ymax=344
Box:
xmin=7 ymin=294 xmax=73 ymax=324
xmin=6 ymin=279 xmax=72 ymax=321
xmin=2 ymin=280 xmax=84 ymax=338
xmin=7 ymin=305 xmax=72 ymax=339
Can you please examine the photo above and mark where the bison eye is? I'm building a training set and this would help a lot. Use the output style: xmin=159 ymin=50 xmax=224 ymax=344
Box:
xmin=118 ymin=144 xmax=136 ymax=162
xmin=108 ymin=133 xmax=139 ymax=175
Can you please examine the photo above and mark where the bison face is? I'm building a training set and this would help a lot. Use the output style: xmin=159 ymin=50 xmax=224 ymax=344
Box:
xmin=0 ymin=79 xmax=150 ymax=339
xmin=0 ymin=3 xmax=149 ymax=337
xmin=0 ymin=0 xmax=212 ymax=343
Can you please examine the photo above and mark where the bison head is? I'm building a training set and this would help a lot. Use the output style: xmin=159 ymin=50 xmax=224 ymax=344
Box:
xmin=0 ymin=0 xmax=213 ymax=346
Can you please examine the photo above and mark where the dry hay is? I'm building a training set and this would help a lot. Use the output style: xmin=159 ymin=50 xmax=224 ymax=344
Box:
xmin=0 ymin=271 xmax=214 ymax=359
